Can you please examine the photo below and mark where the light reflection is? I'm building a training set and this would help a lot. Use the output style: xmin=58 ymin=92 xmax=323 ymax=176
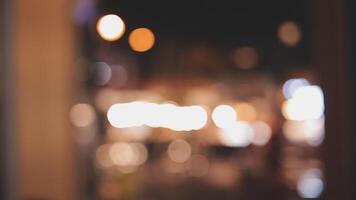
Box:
xmin=97 ymin=14 xmax=125 ymax=42
xmin=212 ymin=105 xmax=237 ymax=129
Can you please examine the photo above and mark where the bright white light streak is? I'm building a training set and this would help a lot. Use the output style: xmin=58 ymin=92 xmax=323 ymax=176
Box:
xmin=107 ymin=101 xmax=208 ymax=131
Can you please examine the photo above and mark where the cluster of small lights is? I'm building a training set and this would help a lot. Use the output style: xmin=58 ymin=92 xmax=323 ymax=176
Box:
xmin=211 ymin=104 xmax=272 ymax=147
xmin=107 ymin=101 xmax=208 ymax=131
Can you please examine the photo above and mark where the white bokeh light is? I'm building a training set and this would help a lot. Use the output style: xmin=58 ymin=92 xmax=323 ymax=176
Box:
xmin=297 ymin=169 xmax=324 ymax=199
xmin=282 ymin=85 xmax=324 ymax=120
xmin=218 ymin=121 xmax=253 ymax=147
xmin=97 ymin=14 xmax=125 ymax=41
xmin=212 ymin=105 xmax=237 ymax=128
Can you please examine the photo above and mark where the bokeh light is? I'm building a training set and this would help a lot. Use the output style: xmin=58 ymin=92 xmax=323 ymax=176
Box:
xmin=96 ymin=144 xmax=114 ymax=168
xmin=109 ymin=142 xmax=148 ymax=167
xmin=283 ymin=117 xmax=325 ymax=146
xmin=167 ymin=139 xmax=192 ymax=163
xmin=282 ymin=85 xmax=324 ymax=120
xmin=97 ymin=14 xmax=125 ymax=42
xmin=212 ymin=105 xmax=237 ymax=128
xmin=218 ymin=121 xmax=253 ymax=147
xmin=277 ymin=21 xmax=301 ymax=47
xmin=69 ymin=103 xmax=96 ymax=127
xmin=297 ymin=168 xmax=324 ymax=199
xmin=282 ymin=78 xmax=310 ymax=99
xmin=251 ymin=121 xmax=272 ymax=146
xmin=129 ymin=28 xmax=155 ymax=52
xmin=94 ymin=62 xmax=112 ymax=86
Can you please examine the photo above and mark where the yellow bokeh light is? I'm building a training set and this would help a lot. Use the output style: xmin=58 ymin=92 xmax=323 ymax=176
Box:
xmin=97 ymin=14 xmax=125 ymax=42
xmin=129 ymin=28 xmax=155 ymax=52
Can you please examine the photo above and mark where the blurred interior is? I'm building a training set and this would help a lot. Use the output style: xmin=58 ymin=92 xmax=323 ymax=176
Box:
xmin=0 ymin=0 xmax=355 ymax=199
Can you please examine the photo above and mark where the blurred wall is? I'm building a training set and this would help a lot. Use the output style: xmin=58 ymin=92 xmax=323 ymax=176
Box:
xmin=13 ymin=0 xmax=77 ymax=199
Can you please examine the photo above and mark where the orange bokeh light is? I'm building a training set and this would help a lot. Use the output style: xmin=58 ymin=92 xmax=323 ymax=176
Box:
xmin=129 ymin=28 xmax=155 ymax=52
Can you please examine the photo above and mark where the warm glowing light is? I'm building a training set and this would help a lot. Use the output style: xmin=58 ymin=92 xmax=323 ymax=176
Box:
xmin=235 ymin=102 xmax=257 ymax=122
xmin=69 ymin=103 xmax=96 ymax=127
xmin=109 ymin=142 xmax=147 ymax=167
xmin=212 ymin=105 xmax=237 ymax=128
xmin=297 ymin=169 xmax=324 ymax=199
xmin=283 ymin=117 xmax=324 ymax=146
xmin=168 ymin=139 xmax=192 ymax=163
xmin=218 ymin=121 xmax=253 ymax=147
xmin=282 ymin=85 xmax=324 ymax=120
xmin=278 ymin=21 xmax=301 ymax=47
xmin=129 ymin=28 xmax=155 ymax=52
xmin=96 ymin=144 xmax=114 ymax=168
xmin=233 ymin=46 xmax=258 ymax=69
xmin=185 ymin=154 xmax=209 ymax=177
xmin=107 ymin=101 xmax=208 ymax=131
xmin=97 ymin=14 xmax=125 ymax=41
xmin=282 ymin=78 xmax=310 ymax=99
xmin=251 ymin=121 xmax=272 ymax=146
